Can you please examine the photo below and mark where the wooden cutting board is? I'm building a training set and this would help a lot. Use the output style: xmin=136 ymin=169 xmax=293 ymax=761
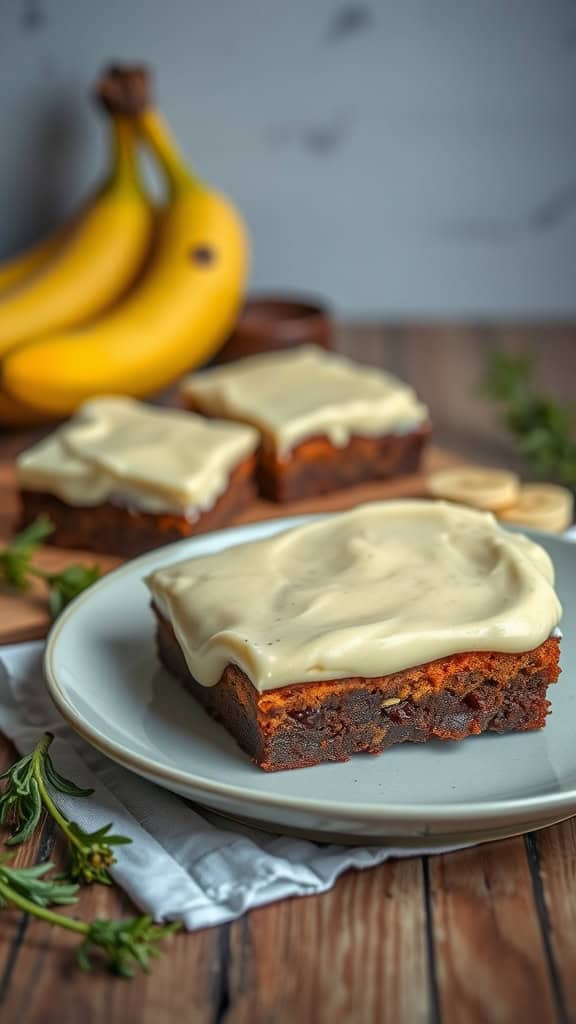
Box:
xmin=0 ymin=445 xmax=464 ymax=644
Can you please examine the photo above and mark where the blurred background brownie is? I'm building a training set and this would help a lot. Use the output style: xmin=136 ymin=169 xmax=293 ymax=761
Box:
xmin=17 ymin=397 xmax=258 ymax=557
xmin=181 ymin=346 xmax=431 ymax=501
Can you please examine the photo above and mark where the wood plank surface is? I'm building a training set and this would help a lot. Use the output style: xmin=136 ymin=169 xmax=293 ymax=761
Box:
xmin=223 ymin=860 xmax=429 ymax=1024
xmin=0 ymin=895 xmax=220 ymax=1024
xmin=0 ymin=323 xmax=575 ymax=1023
xmin=532 ymin=820 xmax=576 ymax=1021
xmin=428 ymin=839 xmax=560 ymax=1024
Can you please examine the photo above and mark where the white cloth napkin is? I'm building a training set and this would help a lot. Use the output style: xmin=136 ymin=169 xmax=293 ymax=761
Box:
xmin=0 ymin=641 xmax=467 ymax=930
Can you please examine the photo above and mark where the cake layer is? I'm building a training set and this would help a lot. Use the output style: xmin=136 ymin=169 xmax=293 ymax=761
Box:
xmin=17 ymin=396 xmax=258 ymax=515
xmin=20 ymin=456 xmax=255 ymax=557
xmin=181 ymin=345 xmax=429 ymax=454
xmin=155 ymin=611 xmax=561 ymax=771
xmin=257 ymin=424 xmax=430 ymax=501
xmin=146 ymin=500 xmax=562 ymax=693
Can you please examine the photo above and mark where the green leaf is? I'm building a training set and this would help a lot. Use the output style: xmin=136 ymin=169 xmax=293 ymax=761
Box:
xmin=483 ymin=351 xmax=533 ymax=403
xmin=46 ymin=564 xmax=101 ymax=618
xmin=76 ymin=916 xmax=180 ymax=977
xmin=9 ymin=516 xmax=54 ymax=550
xmin=63 ymin=820 xmax=133 ymax=884
xmin=483 ymin=350 xmax=576 ymax=494
xmin=67 ymin=821 xmax=132 ymax=847
xmin=5 ymin=776 xmax=42 ymax=845
xmin=0 ymin=747 xmax=42 ymax=845
xmin=48 ymin=587 xmax=65 ymax=619
xmin=0 ymin=516 xmax=55 ymax=590
xmin=0 ymin=857 xmax=79 ymax=908
xmin=0 ymin=751 xmax=32 ymax=782
xmin=42 ymin=753 xmax=94 ymax=798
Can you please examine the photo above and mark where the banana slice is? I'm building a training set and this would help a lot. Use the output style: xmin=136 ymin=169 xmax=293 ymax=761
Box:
xmin=498 ymin=484 xmax=574 ymax=533
xmin=427 ymin=466 xmax=520 ymax=511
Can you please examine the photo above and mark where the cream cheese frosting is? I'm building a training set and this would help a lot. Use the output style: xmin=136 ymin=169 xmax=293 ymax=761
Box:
xmin=146 ymin=499 xmax=562 ymax=692
xmin=181 ymin=346 xmax=429 ymax=453
xmin=17 ymin=397 xmax=259 ymax=516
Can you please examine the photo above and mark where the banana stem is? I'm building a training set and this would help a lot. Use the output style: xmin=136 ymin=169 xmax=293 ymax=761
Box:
xmin=137 ymin=108 xmax=202 ymax=195
xmin=106 ymin=116 xmax=142 ymax=194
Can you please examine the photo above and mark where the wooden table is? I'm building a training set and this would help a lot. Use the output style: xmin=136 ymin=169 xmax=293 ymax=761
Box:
xmin=0 ymin=324 xmax=574 ymax=1024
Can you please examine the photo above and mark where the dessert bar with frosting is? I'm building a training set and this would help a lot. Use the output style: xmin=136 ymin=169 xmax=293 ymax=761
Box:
xmin=17 ymin=397 xmax=259 ymax=557
xmin=147 ymin=499 xmax=563 ymax=771
xmin=181 ymin=346 xmax=431 ymax=501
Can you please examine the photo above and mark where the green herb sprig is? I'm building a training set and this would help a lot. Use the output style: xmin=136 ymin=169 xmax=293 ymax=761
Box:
xmin=0 ymin=517 xmax=101 ymax=618
xmin=0 ymin=734 xmax=179 ymax=976
xmin=0 ymin=857 xmax=178 ymax=977
xmin=0 ymin=516 xmax=54 ymax=588
xmin=484 ymin=351 xmax=576 ymax=490
xmin=0 ymin=733 xmax=130 ymax=883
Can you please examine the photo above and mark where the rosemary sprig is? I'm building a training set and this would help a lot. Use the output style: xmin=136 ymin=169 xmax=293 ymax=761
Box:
xmin=0 ymin=733 xmax=130 ymax=884
xmin=0 ymin=858 xmax=79 ymax=908
xmin=0 ymin=857 xmax=178 ymax=977
xmin=0 ymin=517 xmax=101 ymax=618
xmin=484 ymin=351 xmax=576 ymax=490
xmin=76 ymin=916 xmax=180 ymax=977
xmin=0 ymin=739 xmax=180 ymax=976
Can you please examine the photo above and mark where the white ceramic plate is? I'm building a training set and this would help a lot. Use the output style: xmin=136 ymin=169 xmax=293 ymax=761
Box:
xmin=45 ymin=516 xmax=576 ymax=846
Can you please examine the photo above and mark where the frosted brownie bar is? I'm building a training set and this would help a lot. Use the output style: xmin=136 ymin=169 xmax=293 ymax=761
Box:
xmin=147 ymin=500 xmax=562 ymax=770
xmin=181 ymin=346 xmax=430 ymax=501
xmin=17 ymin=397 xmax=259 ymax=556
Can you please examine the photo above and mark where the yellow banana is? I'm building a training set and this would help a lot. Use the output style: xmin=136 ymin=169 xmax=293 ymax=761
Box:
xmin=3 ymin=107 xmax=249 ymax=417
xmin=0 ymin=392 xmax=53 ymax=428
xmin=0 ymin=226 xmax=69 ymax=296
xmin=0 ymin=115 xmax=153 ymax=356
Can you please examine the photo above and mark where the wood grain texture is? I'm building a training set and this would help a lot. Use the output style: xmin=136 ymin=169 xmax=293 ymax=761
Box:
xmin=532 ymin=821 xmax=576 ymax=1021
xmin=428 ymin=839 xmax=559 ymax=1024
xmin=0 ymin=876 xmax=220 ymax=1024
xmin=0 ymin=903 xmax=219 ymax=1024
xmin=222 ymin=861 xmax=429 ymax=1024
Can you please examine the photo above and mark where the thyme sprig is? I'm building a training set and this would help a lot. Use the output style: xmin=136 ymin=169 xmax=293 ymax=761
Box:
xmin=484 ymin=351 xmax=576 ymax=489
xmin=0 ymin=516 xmax=53 ymax=588
xmin=0 ymin=735 xmax=179 ymax=976
xmin=0 ymin=733 xmax=130 ymax=884
xmin=0 ymin=857 xmax=178 ymax=977
xmin=0 ymin=517 xmax=101 ymax=618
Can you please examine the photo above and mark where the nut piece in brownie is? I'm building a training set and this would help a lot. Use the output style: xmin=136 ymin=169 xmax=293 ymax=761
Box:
xmin=181 ymin=345 xmax=431 ymax=501
xmin=17 ymin=396 xmax=259 ymax=557
xmin=146 ymin=500 xmax=563 ymax=771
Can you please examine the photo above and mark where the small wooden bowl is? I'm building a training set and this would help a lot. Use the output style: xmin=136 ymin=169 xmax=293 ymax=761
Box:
xmin=213 ymin=294 xmax=333 ymax=364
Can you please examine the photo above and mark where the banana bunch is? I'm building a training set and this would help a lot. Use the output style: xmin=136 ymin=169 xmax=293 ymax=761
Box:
xmin=0 ymin=66 xmax=249 ymax=424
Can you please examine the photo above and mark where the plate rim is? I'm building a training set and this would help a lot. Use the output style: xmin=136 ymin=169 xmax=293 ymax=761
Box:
xmin=44 ymin=512 xmax=576 ymax=827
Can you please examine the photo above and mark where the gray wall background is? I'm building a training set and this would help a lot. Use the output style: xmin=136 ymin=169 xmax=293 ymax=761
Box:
xmin=1 ymin=0 xmax=575 ymax=318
